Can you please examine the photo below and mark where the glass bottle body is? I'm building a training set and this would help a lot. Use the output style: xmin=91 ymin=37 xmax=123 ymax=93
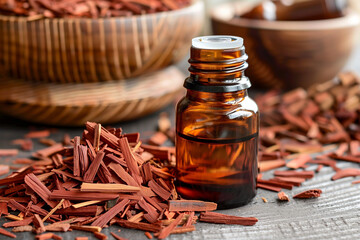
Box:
xmin=176 ymin=89 xmax=259 ymax=209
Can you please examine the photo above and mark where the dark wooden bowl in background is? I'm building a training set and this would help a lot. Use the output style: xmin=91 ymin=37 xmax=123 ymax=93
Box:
xmin=211 ymin=1 xmax=360 ymax=89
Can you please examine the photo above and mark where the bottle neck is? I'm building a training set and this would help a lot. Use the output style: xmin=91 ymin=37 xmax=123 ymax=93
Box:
xmin=186 ymin=89 xmax=248 ymax=103
xmin=185 ymin=46 xmax=251 ymax=93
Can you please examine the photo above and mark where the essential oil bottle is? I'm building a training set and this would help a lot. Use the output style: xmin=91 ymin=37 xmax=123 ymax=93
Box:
xmin=175 ymin=36 xmax=259 ymax=209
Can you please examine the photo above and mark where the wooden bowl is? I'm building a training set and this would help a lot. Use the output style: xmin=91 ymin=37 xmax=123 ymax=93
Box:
xmin=0 ymin=1 xmax=203 ymax=83
xmin=211 ymin=2 xmax=360 ymax=89
xmin=0 ymin=66 xmax=184 ymax=126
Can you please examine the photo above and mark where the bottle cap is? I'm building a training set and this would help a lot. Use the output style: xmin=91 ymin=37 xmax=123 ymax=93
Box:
xmin=192 ymin=36 xmax=243 ymax=50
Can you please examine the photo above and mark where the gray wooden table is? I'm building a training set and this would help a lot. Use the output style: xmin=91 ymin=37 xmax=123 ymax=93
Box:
xmin=0 ymin=45 xmax=360 ymax=240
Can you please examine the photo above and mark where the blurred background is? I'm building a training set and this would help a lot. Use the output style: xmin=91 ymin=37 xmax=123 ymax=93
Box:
xmin=0 ymin=0 xmax=359 ymax=126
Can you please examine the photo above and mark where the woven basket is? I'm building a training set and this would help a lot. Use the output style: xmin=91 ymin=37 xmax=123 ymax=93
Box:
xmin=0 ymin=66 xmax=184 ymax=126
xmin=0 ymin=1 xmax=203 ymax=83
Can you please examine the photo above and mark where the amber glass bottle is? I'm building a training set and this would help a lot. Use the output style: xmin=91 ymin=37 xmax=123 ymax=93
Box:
xmin=175 ymin=36 xmax=259 ymax=209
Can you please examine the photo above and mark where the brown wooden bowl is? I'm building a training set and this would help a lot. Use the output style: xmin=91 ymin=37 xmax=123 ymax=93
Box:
xmin=0 ymin=1 xmax=203 ymax=83
xmin=211 ymin=2 xmax=360 ymax=89
xmin=0 ymin=66 xmax=184 ymax=126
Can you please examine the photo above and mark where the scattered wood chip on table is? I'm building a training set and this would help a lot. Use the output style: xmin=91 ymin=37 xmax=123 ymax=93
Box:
xmin=277 ymin=192 xmax=290 ymax=201
xmin=293 ymin=189 xmax=322 ymax=199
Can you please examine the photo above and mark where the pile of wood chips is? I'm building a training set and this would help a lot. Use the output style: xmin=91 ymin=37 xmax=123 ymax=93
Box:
xmin=1 ymin=71 xmax=360 ymax=239
xmin=255 ymin=72 xmax=360 ymax=199
xmin=0 ymin=0 xmax=191 ymax=18
xmin=0 ymin=122 xmax=257 ymax=240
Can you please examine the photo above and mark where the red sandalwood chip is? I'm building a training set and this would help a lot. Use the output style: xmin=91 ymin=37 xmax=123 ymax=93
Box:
xmin=293 ymin=189 xmax=322 ymax=199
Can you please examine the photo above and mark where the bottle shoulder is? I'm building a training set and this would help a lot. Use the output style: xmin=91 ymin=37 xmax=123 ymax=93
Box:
xmin=242 ymin=96 xmax=259 ymax=113
xmin=177 ymin=95 xmax=259 ymax=116
xmin=176 ymin=95 xmax=259 ymax=138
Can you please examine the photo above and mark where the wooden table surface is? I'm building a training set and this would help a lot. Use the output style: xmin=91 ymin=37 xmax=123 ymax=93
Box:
xmin=0 ymin=45 xmax=359 ymax=240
